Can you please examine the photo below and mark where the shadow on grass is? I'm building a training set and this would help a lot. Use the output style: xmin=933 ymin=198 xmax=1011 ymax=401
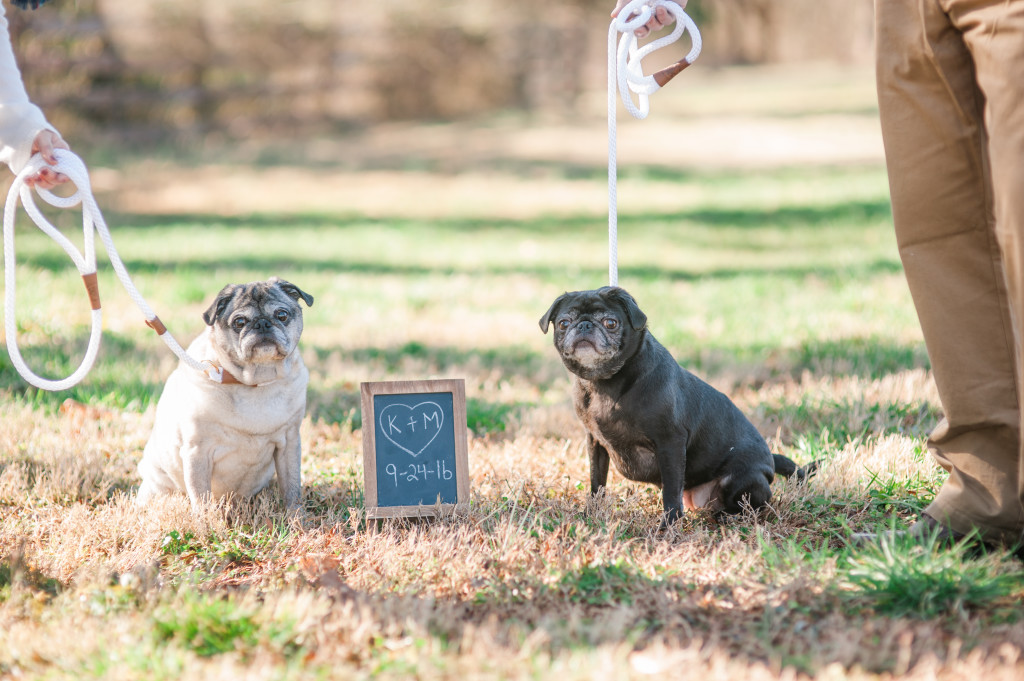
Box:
xmin=312 ymin=343 xmax=549 ymax=380
xmin=788 ymin=337 xmax=930 ymax=380
xmin=12 ymin=192 xmax=897 ymax=290
xmin=305 ymin=341 xmax=556 ymax=428
xmin=664 ymin=335 xmax=929 ymax=385
xmin=15 ymin=251 xmax=903 ymax=286
xmin=760 ymin=397 xmax=939 ymax=448
xmin=309 ymin=335 xmax=930 ymax=435
xmin=307 ymin=391 xmax=522 ymax=435
xmin=0 ymin=558 xmax=65 ymax=596
xmin=88 ymin=195 xmax=891 ymax=233
xmin=0 ymin=333 xmax=929 ymax=426
xmin=1 ymin=332 xmax=929 ymax=437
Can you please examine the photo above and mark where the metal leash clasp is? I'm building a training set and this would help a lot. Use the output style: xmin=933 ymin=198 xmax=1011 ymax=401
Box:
xmin=201 ymin=360 xmax=225 ymax=384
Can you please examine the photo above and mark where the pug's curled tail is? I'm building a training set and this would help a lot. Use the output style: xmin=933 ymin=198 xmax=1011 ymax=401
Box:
xmin=772 ymin=454 xmax=818 ymax=483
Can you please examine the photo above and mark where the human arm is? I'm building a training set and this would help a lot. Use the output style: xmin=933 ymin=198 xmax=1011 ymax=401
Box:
xmin=0 ymin=3 xmax=69 ymax=187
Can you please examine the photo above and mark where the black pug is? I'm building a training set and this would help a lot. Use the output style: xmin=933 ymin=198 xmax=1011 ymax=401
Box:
xmin=540 ymin=286 xmax=810 ymax=527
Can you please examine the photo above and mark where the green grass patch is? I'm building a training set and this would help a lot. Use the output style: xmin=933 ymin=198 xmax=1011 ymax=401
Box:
xmin=555 ymin=560 xmax=648 ymax=607
xmin=159 ymin=525 xmax=291 ymax=573
xmin=151 ymin=591 xmax=306 ymax=659
xmin=841 ymin=528 xmax=1024 ymax=619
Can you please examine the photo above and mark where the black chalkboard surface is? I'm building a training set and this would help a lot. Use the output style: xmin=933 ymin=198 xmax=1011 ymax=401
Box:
xmin=360 ymin=379 xmax=470 ymax=518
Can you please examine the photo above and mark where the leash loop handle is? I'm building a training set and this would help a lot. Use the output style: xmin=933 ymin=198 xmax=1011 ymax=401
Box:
xmin=611 ymin=0 xmax=701 ymax=120
xmin=4 ymin=153 xmax=103 ymax=390
xmin=3 ymin=149 xmax=212 ymax=390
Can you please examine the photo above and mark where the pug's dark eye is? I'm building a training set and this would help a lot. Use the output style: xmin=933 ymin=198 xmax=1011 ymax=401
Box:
xmin=231 ymin=316 xmax=247 ymax=331
xmin=557 ymin=319 xmax=570 ymax=331
xmin=603 ymin=318 xmax=619 ymax=331
xmin=274 ymin=308 xmax=289 ymax=323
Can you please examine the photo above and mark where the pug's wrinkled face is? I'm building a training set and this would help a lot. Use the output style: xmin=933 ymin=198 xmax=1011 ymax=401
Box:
xmin=203 ymin=277 xmax=314 ymax=366
xmin=539 ymin=286 xmax=647 ymax=381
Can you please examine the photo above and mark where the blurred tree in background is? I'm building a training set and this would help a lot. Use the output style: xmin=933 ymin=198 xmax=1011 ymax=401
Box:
xmin=7 ymin=0 xmax=872 ymax=146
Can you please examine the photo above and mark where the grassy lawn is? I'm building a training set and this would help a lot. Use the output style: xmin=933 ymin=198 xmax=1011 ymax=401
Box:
xmin=1 ymin=65 xmax=1022 ymax=679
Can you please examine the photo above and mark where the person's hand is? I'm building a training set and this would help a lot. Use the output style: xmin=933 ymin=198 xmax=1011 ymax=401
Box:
xmin=25 ymin=129 xmax=70 ymax=190
xmin=611 ymin=0 xmax=684 ymax=39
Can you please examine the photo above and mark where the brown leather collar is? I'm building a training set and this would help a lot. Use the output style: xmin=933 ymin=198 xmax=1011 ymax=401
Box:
xmin=219 ymin=368 xmax=252 ymax=386
xmin=203 ymin=362 xmax=258 ymax=387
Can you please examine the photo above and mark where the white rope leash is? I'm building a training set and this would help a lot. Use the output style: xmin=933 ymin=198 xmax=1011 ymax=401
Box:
xmin=3 ymin=149 xmax=228 ymax=390
xmin=608 ymin=0 xmax=701 ymax=286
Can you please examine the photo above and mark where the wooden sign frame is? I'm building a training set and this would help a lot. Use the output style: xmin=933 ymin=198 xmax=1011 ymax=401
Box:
xmin=360 ymin=378 xmax=470 ymax=519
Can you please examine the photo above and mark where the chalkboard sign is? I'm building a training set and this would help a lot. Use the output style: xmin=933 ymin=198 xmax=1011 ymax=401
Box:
xmin=360 ymin=379 xmax=470 ymax=518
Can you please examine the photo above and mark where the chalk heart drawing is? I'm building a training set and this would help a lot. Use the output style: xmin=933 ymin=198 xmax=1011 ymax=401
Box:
xmin=379 ymin=401 xmax=444 ymax=458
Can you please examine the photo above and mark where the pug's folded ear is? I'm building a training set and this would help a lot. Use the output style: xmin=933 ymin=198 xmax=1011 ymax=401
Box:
xmin=203 ymin=285 xmax=240 ymax=326
xmin=271 ymin=278 xmax=314 ymax=308
xmin=539 ymin=292 xmax=571 ymax=333
xmin=600 ymin=286 xmax=647 ymax=330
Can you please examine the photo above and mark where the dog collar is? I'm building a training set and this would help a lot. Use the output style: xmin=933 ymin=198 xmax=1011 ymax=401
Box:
xmin=200 ymin=360 xmax=260 ymax=387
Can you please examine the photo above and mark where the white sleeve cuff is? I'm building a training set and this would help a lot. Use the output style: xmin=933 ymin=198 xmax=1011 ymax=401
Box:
xmin=0 ymin=100 xmax=55 ymax=173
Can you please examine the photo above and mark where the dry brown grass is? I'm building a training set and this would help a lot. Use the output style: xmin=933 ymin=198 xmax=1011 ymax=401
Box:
xmin=1 ymin=372 xmax=1022 ymax=679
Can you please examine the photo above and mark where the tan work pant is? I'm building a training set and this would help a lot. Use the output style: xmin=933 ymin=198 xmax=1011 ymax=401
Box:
xmin=874 ymin=0 xmax=1024 ymax=546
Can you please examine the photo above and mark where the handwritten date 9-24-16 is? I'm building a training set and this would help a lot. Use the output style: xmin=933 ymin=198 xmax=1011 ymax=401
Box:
xmin=385 ymin=460 xmax=454 ymax=487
